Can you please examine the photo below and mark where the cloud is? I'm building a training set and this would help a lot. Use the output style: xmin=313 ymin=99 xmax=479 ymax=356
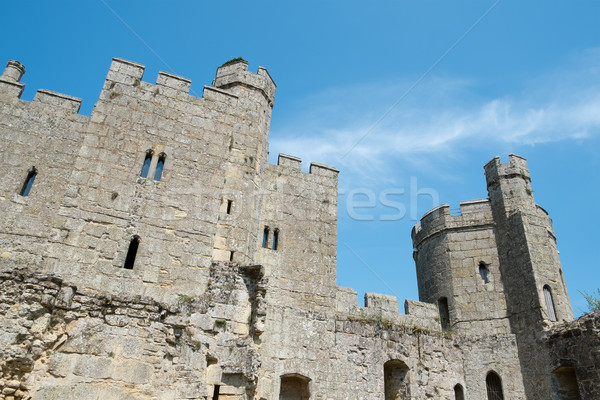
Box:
xmin=269 ymin=49 xmax=600 ymax=183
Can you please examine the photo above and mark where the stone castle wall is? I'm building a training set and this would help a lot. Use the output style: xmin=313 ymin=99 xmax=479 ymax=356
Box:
xmin=0 ymin=57 xmax=597 ymax=399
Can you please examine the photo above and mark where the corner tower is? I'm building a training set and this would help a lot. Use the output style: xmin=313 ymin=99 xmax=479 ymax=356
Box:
xmin=484 ymin=154 xmax=573 ymax=330
xmin=210 ymin=59 xmax=277 ymax=264
xmin=412 ymin=154 xmax=574 ymax=336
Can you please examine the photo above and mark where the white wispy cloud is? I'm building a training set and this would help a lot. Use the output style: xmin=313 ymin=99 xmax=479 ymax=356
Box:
xmin=269 ymin=49 xmax=600 ymax=183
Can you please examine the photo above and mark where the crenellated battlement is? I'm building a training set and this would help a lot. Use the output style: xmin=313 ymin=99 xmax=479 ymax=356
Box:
xmin=270 ymin=153 xmax=339 ymax=181
xmin=0 ymin=60 xmax=83 ymax=112
xmin=213 ymin=58 xmax=276 ymax=106
xmin=335 ymin=287 xmax=440 ymax=331
xmin=33 ymin=89 xmax=82 ymax=113
xmin=103 ymin=58 xmax=258 ymax=103
xmin=412 ymin=199 xmax=493 ymax=247
xmin=0 ymin=57 xmax=277 ymax=119
xmin=484 ymin=153 xmax=530 ymax=187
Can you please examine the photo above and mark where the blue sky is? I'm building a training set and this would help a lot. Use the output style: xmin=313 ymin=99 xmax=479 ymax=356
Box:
xmin=2 ymin=1 xmax=599 ymax=315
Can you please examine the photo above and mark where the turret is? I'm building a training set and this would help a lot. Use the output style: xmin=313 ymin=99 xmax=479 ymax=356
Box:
xmin=484 ymin=154 xmax=536 ymax=217
xmin=1 ymin=60 xmax=26 ymax=82
xmin=213 ymin=58 xmax=276 ymax=107
xmin=484 ymin=154 xmax=573 ymax=330
xmin=412 ymin=200 xmax=510 ymax=333
xmin=0 ymin=60 xmax=26 ymax=97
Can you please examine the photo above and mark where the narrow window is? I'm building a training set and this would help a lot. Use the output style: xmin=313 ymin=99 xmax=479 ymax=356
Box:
xmin=544 ymin=285 xmax=557 ymax=322
xmin=486 ymin=371 xmax=504 ymax=400
xmin=438 ymin=297 xmax=450 ymax=330
xmin=140 ymin=150 xmax=153 ymax=178
xmin=479 ymin=262 xmax=489 ymax=284
xmin=384 ymin=360 xmax=409 ymax=400
xmin=153 ymin=152 xmax=166 ymax=181
xmin=212 ymin=384 xmax=220 ymax=400
xmin=262 ymin=227 xmax=269 ymax=248
xmin=124 ymin=236 xmax=140 ymax=270
xmin=20 ymin=167 xmax=37 ymax=197
xmin=552 ymin=366 xmax=582 ymax=400
xmin=226 ymin=200 xmax=233 ymax=214
xmin=279 ymin=374 xmax=310 ymax=400
xmin=454 ymin=384 xmax=465 ymax=400
xmin=272 ymin=229 xmax=279 ymax=250
xmin=229 ymin=251 xmax=234 ymax=262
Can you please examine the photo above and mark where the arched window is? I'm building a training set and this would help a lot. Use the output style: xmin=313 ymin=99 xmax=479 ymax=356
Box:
xmin=438 ymin=297 xmax=450 ymax=330
xmin=279 ymin=374 xmax=310 ymax=400
xmin=272 ymin=229 xmax=279 ymax=250
xmin=262 ymin=227 xmax=269 ymax=248
xmin=140 ymin=150 xmax=153 ymax=178
xmin=544 ymin=285 xmax=557 ymax=322
xmin=153 ymin=152 xmax=166 ymax=181
xmin=20 ymin=166 xmax=37 ymax=197
xmin=479 ymin=262 xmax=489 ymax=284
xmin=124 ymin=236 xmax=140 ymax=270
xmin=454 ymin=384 xmax=465 ymax=400
xmin=384 ymin=360 xmax=409 ymax=400
xmin=552 ymin=366 xmax=582 ymax=400
xmin=486 ymin=371 xmax=504 ymax=400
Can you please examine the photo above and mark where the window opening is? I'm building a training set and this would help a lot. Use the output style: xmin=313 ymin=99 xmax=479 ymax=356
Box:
xmin=20 ymin=167 xmax=37 ymax=197
xmin=272 ymin=229 xmax=279 ymax=250
xmin=262 ymin=227 xmax=269 ymax=248
xmin=454 ymin=384 xmax=465 ymax=400
xmin=226 ymin=200 xmax=233 ymax=214
xmin=438 ymin=297 xmax=450 ymax=330
xmin=229 ymin=251 xmax=234 ymax=262
xmin=154 ymin=153 xmax=166 ymax=181
xmin=384 ymin=360 xmax=409 ymax=400
xmin=124 ymin=236 xmax=140 ymax=270
xmin=486 ymin=371 xmax=504 ymax=400
xmin=212 ymin=384 xmax=220 ymax=400
xmin=279 ymin=374 xmax=310 ymax=400
xmin=140 ymin=150 xmax=153 ymax=178
xmin=544 ymin=285 xmax=557 ymax=322
xmin=552 ymin=366 xmax=582 ymax=400
xmin=479 ymin=262 xmax=489 ymax=283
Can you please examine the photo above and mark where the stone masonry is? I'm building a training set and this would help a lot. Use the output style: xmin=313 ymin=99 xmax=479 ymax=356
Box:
xmin=0 ymin=57 xmax=597 ymax=399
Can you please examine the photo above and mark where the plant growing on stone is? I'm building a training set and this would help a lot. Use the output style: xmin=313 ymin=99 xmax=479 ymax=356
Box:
xmin=579 ymin=289 xmax=600 ymax=313
xmin=178 ymin=294 xmax=195 ymax=304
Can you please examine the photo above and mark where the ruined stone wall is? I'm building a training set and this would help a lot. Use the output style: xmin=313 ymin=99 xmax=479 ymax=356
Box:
xmin=1 ymin=265 xmax=529 ymax=400
xmin=252 ymin=284 xmax=526 ymax=399
xmin=546 ymin=311 xmax=600 ymax=399
xmin=0 ymin=263 xmax=265 ymax=400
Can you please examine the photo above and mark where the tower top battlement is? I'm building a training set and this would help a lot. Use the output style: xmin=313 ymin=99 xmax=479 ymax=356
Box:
xmin=213 ymin=58 xmax=276 ymax=106
xmin=484 ymin=153 xmax=530 ymax=188
xmin=411 ymin=199 xmax=493 ymax=247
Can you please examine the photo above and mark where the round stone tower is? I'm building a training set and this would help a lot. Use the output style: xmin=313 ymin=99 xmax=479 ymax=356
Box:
xmin=412 ymin=199 xmax=511 ymax=333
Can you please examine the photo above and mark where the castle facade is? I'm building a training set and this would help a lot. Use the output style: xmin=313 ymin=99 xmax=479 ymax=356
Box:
xmin=0 ymin=58 xmax=597 ymax=400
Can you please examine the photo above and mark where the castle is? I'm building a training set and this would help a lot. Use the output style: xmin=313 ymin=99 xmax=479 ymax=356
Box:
xmin=0 ymin=57 xmax=598 ymax=400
